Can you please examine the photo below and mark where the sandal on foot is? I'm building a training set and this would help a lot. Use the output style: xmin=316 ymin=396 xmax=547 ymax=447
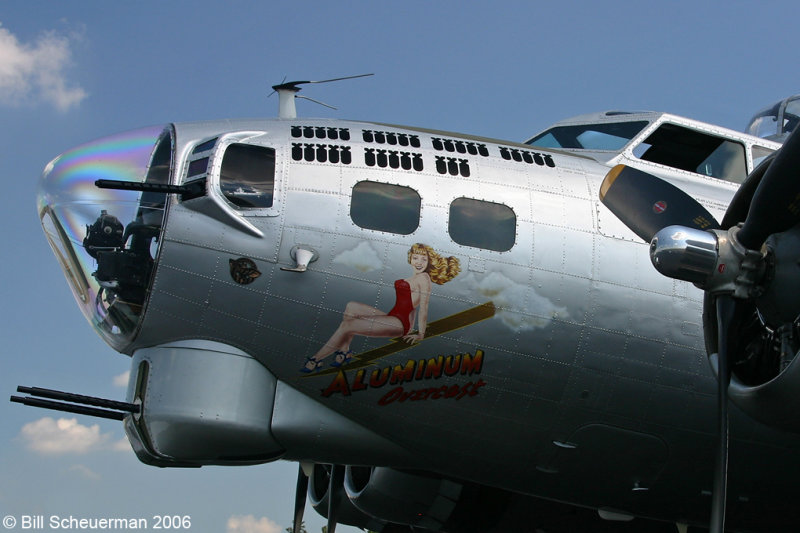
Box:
xmin=330 ymin=350 xmax=354 ymax=367
xmin=300 ymin=357 xmax=323 ymax=373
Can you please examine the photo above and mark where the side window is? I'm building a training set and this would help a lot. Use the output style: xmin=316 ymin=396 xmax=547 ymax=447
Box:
xmin=448 ymin=198 xmax=516 ymax=251
xmin=350 ymin=181 xmax=420 ymax=234
xmin=632 ymin=123 xmax=747 ymax=182
xmin=219 ymin=143 xmax=275 ymax=208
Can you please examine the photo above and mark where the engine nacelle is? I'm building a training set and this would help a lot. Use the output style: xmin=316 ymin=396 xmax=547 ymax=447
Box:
xmin=307 ymin=464 xmax=388 ymax=531
xmin=344 ymin=466 xmax=463 ymax=531
xmin=704 ymin=224 xmax=800 ymax=434
xmin=711 ymin=352 xmax=800 ymax=434
xmin=124 ymin=340 xmax=285 ymax=466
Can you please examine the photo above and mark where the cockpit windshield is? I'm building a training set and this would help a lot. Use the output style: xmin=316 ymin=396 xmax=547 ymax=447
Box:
xmin=526 ymin=121 xmax=649 ymax=150
xmin=37 ymin=125 xmax=172 ymax=351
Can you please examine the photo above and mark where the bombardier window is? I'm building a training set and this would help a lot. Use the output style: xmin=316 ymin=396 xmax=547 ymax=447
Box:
xmin=448 ymin=198 xmax=516 ymax=252
xmin=633 ymin=123 xmax=747 ymax=182
xmin=527 ymin=121 xmax=648 ymax=150
xmin=219 ymin=143 xmax=275 ymax=208
xmin=350 ymin=181 xmax=420 ymax=235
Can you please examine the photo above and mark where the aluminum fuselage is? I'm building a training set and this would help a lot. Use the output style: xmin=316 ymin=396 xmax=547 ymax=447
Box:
xmin=34 ymin=114 xmax=797 ymax=530
xmin=113 ymin=117 xmax=797 ymax=526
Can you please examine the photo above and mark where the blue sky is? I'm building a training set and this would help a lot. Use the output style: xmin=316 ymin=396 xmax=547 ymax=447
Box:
xmin=1 ymin=1 xmax=799 ymax=532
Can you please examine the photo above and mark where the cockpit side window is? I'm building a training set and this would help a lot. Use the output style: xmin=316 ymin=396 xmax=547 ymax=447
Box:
xmin=633 ymin=123 xmax=747 ymax=183
xmin=752 ymin=145 xmax=775 ymax=168
xmin=219 ymin=143 xmax=276 ymax=208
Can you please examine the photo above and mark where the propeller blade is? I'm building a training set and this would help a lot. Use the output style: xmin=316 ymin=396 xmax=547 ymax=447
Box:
xmin=737 ymin=127 xmax=800 ymax=250
xmin=600 ymin=165 xmax=719 ymax=242
xmin=709 ymin=295 xmax=746 ymax=533
xmin=326 ymin=465 xmax=345 ymax=533
xmin=292 ymin=464 xmax=309 ymax=533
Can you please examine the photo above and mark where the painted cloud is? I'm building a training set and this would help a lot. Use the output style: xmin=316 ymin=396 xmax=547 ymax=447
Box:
xmin=332 ymin=241 xmax=383 ymax=273
xmin=465 ymin=271 xmax=569 ymax=330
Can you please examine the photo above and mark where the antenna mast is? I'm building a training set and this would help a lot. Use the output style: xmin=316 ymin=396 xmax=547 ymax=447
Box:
xmin=271 ymin=73 xmax=373 ymax=119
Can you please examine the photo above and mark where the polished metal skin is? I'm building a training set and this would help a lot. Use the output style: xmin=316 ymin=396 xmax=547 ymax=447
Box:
xmin=33 ymin=109 xmax=799 ymax=532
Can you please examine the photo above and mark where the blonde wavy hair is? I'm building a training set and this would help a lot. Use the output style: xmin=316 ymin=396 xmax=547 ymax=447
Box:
xmin=408 ymin=243 xmax=460 ymax=285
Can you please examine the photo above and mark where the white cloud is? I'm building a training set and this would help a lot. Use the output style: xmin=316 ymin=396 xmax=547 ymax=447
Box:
xmin=67 ymin=464 xmax=101 ymax=481
xmin=466 ymin=271 xmax=569 ymax=330
xmin=113 ymin=434 xmax=130 ymax=452
xmin=19 ymin=417 xmax=124 ymax=455
xmin=332 ymin=241 xmax=383 ymax=273
xmin=113 ymin=370 xmax=130 ymax=388
xmin=0 ymin=22 xmax=87 ymax=111
xmin=226 ymin=515 xmax=282 ymax=533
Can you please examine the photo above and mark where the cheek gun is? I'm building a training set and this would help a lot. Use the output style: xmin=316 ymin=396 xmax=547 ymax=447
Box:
xmin=10 ymin=385 xmax=139 ymax=421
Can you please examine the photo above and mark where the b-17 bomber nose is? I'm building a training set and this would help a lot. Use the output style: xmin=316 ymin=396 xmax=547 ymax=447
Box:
xmin=36 ymin=125 xmax=173 ymax=351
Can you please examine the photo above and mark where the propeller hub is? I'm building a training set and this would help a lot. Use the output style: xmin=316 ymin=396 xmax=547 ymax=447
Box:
xmin=650 ymin=226 xmax=719 ymax=284
xmin=650 ymin=225 xmax=766 ymax=298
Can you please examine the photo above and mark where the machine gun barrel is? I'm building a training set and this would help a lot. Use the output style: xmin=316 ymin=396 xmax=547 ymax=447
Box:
xmin=11 ymin=385 xmax=139 ymax=421
xmin=10 ymin=396 xmax=127 ymax=421
xmin=16 ymin=386 xmax=139 ymax=413
xmin=95 ymin=179 xmax=205 ymax=200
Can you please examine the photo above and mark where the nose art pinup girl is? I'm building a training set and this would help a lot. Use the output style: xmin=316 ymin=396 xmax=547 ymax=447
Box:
xmin=302 ymin=243 xmax=460 ymax=372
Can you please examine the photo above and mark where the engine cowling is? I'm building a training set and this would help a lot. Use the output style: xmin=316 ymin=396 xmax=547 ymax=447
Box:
xmin=699 ymin=222 xmax=800 ymax=434
xmin=307 ymin=464 xmax=389 ymax=531
xmin=344 ymin=466 xmax=462 ymax=531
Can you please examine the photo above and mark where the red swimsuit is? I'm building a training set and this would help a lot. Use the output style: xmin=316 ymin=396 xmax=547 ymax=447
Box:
xmin=387 ymin=279 xmax=413 ymax=334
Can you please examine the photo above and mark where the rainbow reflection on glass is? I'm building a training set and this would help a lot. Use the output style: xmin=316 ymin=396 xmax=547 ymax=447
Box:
xmin=37 ymin=125 xmax=170 ymax=350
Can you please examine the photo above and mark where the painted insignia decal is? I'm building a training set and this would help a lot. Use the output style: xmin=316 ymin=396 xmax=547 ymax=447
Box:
xmin=311 ymin=302 xmax=496 ymax=376
xmin=298 ymin=242 xmax=497 ymax=405
xmin=229 ymin=257 xmax=261 ymax=285
xmin=302 ymin=243 xmax=462 ymax=372
xmin=313 ymin=306 xmax=494 ymax=406
xmin=322 ymin=349 xmax=487 ymax=406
